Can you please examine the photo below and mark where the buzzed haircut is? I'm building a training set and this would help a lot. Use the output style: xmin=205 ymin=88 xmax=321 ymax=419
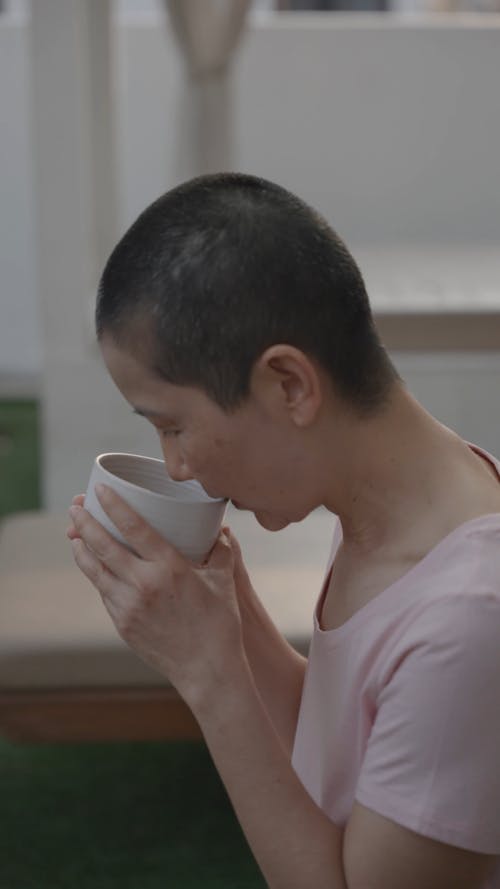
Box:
xmin=96 ymin=172 xmax=401 ymax=415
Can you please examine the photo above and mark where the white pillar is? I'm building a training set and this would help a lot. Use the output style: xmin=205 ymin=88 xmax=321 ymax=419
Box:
xmin=30 ymin=0 xmax=117 ymax=506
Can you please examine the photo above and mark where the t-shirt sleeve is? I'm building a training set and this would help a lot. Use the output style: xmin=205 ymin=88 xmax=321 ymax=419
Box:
xmin=355 ymin=593 xmax=500 ymax=855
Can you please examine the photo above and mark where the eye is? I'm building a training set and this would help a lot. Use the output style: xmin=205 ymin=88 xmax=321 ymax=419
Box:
xmin=158 ymin=428 xmax=180 ymax=439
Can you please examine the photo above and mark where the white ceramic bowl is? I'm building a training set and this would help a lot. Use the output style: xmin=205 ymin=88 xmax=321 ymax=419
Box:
xmin=84 ymin=452 xmax=227 ymax=564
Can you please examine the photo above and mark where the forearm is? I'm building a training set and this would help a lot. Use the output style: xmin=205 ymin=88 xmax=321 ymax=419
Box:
xmin=188 ymin=657 xmax=347 ymax=889
xmin=238 ymin=579 xmax=308 ymax=755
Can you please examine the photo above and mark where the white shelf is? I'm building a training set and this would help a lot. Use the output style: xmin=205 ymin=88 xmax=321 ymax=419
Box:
xmin=356 ymin=246 xmax=500 ymax=315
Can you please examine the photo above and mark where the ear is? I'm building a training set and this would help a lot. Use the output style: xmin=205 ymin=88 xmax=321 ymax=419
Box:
xmin=251 ymin=345 xmax=323 ymax=427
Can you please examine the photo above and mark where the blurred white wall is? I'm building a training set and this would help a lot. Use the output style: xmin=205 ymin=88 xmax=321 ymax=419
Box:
xmin=0 ymin=17 xmax=40 ymax=376
xmin=0 ymin=11 xmax=499 ymax=505
xmin=2 ymin=12 xmax=500 ymax=377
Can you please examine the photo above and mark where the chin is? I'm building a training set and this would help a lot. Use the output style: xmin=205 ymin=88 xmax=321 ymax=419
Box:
xmin=253 ymin=511 xmax=291 ymax=532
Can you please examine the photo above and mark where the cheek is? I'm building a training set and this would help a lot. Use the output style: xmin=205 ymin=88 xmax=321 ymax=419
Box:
xmin=181 ymin=435 xmax=225 ymax=476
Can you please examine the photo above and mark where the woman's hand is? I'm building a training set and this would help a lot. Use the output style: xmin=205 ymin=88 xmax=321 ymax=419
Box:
xmin=66 ymin=485 xmax=246 ymax=707
xmin=224 ymin=526 xmax=259 ymax=615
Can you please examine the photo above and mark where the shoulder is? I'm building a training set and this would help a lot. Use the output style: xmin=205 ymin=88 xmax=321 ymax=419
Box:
xmin=378 ymin=589 xmax=500 ymax=694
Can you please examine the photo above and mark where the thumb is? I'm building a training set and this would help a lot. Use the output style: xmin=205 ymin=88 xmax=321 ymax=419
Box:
xmin=223 ymin=525 xmax=245 ymax=565
xmin=224 ymin=527 xmax=253 ymax=587
xmin=206 ymin=527 xmax=234 ymax=570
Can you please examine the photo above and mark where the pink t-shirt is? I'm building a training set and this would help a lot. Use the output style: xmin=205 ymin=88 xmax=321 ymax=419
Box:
xmin=292 ymin=442 xmax=500 ymax=884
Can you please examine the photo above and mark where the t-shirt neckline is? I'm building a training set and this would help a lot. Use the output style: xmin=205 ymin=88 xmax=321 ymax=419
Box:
xmin=314 ymin=442 xmax=500 ymax=642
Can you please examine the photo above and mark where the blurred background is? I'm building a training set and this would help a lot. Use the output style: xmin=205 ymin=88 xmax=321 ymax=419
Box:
xmin=0 ymin=3 xmax=499 ymax=887
xmin=1 ymin=0 xmax=499 ymax=516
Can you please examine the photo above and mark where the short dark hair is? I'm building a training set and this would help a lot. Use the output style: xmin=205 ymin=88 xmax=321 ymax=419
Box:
xmin=96 ymin=172 xmax=401 ymax=415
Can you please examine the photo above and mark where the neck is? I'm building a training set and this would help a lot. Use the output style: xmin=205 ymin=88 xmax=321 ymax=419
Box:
xmin=321 ymin=383 xmax=483 ymax=559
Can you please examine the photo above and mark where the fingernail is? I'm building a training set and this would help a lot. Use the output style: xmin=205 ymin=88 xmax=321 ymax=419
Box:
xmin=69 ymin=506 xmax=81 ymax=518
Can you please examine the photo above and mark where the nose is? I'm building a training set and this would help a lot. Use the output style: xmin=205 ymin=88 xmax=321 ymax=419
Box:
xmin=161 ymin=441 xmax=193 ymax=483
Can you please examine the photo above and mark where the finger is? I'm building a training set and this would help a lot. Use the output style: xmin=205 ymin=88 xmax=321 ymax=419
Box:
xmin=206 ymin=528 xmax=234 ymax=570
xmin=225 ymin=526 xmax=239 ymax=552
xmin=69 ymin=505 xmax=140 ymax=583
xmin=67 ymin=495 xmax=86 ymax=538
xmin=225 ymin=528 xmax=252 ymax=584
xmin=71 ymin=537 xmax=114 ymax=592
xmin=71 ymin=538 xmax=135 ymax=622
xmin=95 ymin=484 xmax=185 ymax=565
xmin=200 ymin=526 xmax=230 ymax=566
xmin=225 ymin=527 xmax=245 ymax=563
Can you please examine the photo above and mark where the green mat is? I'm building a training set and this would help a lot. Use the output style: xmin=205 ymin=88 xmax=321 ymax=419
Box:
xmin=0 ymin=738 xmax=266 ymax=889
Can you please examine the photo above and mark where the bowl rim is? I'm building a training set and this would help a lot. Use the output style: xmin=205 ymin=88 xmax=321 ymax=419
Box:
xmin=95 ymin=452 xmax=227 ymax=505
